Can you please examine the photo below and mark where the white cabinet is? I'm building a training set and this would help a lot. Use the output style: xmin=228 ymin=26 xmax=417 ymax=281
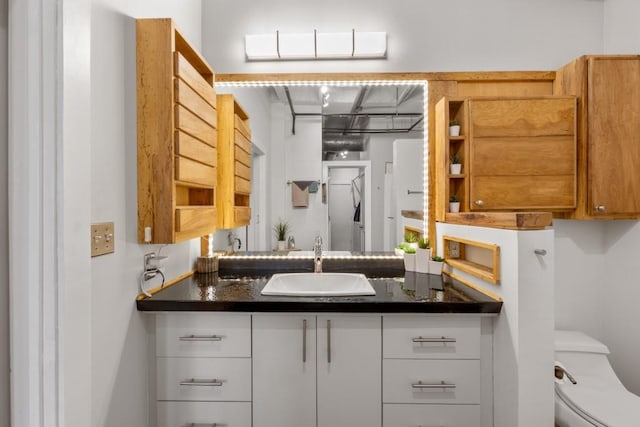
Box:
xmin=252 ymin=314 xmax=382 ymax=427
xmin=382 ymin=315 xmax=483 ymax=427
xmin=155 ymin=313 xmax=252 ymax=427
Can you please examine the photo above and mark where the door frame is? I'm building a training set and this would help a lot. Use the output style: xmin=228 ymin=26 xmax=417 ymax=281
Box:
xmin=322 ymin=160 xmax=372 ymax=252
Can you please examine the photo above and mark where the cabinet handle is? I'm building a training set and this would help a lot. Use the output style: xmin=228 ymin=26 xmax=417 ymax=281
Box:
xmin=183 ymin=424 xmax=227 ymax=427
xmin=474 ymin=200 xmax=484 ymax=206
xmin=179 ymin=378 xmax=224 ymax=387
xmin=534 ymin=249 xmax=547 ymax=256
xmin=411 ymin=380 xmax=456 ymax=390
xmin=412 ymin=336 xmax=456 ymax=343
xmin=179 ymin=335 xmax=223 ymax=342
xmin=327 ymin=319 xmax=332 ymax=364
xmin=302 ymin=319 xmax=307 ymax=363
xmin=594 ymin=205 xmax=606 ymax=213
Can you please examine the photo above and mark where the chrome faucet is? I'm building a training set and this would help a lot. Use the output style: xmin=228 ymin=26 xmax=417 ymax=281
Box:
xmin=314 ymin=236 xmax=323 ymax=273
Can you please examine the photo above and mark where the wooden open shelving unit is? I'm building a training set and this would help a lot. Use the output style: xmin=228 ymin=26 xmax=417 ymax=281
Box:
xmin=137 ymin=18 xmax=218 ymax=243
xmin=216 ymin=94 xmax=252 ymax=229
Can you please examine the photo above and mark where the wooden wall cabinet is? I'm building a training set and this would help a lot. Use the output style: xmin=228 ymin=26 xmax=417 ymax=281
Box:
xmin=554 ymin=55 xmax=640 ymax=219
xmin=435 ymin=96 xmax=577 ymax=221
xmin=137 ymin=18 xmax=218 ymax=243
xmin=216 ymin=94 xmax=252 ymax=229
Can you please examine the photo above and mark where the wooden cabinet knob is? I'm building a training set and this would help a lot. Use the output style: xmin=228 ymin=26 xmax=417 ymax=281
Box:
xmin=474 ymin=200 xmax=484 ymax=206
xmin=594 ymin=205 xmax=606 ymax=213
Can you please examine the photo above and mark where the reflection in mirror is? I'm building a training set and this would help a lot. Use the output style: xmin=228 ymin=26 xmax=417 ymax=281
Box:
xmin=215 ymin=81 xmax=426 ymax=254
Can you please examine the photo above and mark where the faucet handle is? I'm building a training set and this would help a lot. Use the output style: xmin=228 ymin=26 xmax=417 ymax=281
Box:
xmin=315 ymin=235 xmax=323 ymax=246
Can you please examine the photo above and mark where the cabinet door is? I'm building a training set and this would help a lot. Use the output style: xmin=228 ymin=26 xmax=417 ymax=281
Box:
xmin=468 ymin=97 xmax=576 ymax=211
xmin=252 ymin=314 xmax=316 ymax=427
xmin=317 ymin=315 xmax=381 ymax=427
xmin=588 ymin=57 xmax=640 ymax=215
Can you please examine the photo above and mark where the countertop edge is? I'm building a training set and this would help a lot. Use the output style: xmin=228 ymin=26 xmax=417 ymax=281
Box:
xmin=136 ymin=299 xmax=502 ymax=314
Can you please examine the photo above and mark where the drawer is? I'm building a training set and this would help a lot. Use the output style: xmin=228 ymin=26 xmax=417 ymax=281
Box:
xmin=383 ymin=316 xmax=480 ymax=359
xmin=157 ymin=401 xmax=251 ymax=427
xmin=383 ymin=403 xmax=480 ymax=427
xmin=383 ymin=359 xmax=480 ymax=404
xmin=157 ymin=357 xmax=251 ymax=402
xmin=156 ymin=313 xmax=251 ymax=357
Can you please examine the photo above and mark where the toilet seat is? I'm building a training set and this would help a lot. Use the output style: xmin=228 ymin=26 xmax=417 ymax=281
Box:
xmin=556 ymin=375 xmax=640 ymax=426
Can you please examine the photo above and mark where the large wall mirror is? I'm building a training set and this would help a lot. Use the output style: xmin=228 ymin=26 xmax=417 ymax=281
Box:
xmin=216 ymin=77 xmax=428 ymax=254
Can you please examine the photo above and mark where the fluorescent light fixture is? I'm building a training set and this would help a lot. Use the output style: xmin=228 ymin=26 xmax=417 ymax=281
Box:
xmin=244 ymin=30 xmax=387 ymax=61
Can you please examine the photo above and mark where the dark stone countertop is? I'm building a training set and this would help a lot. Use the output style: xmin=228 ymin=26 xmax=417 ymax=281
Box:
xmin=136 ymin=271 xmax=502 ymax=314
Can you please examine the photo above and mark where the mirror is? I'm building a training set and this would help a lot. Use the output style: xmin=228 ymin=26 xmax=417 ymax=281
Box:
xmin=216 ymin=80 xmax=426 ymax=253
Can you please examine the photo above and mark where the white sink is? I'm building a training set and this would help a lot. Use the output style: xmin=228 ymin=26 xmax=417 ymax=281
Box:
xmin=261 ymin=272 xmax=376 ymax=296
xmin=287 ymin=250 xmax=352 ymax=257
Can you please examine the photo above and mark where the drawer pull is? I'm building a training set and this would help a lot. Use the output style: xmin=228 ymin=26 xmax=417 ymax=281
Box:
xmin=179 ymin=378 xmax=224 ymax=387
xmin=183 ymin=424 xmax=227 ymax=427
xmin=412 ymin=336 xmax=456 ymax=343
xmin=179 ymin=335 xmax=223 ymax=342
xmin=411 ymin=380 xmax=456 ymax=390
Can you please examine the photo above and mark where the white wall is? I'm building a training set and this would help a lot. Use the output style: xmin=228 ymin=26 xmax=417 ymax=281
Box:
xmin=604 ymin=0 xmax=640 ymax=53
xmin=269 ymin=104 xmax=324 ymax=250
xmin=553 ymin=220 xmax=606 ymax=339
xmin=599 ymin=221 xmax=640 ymax=395
xmin=90 ymin=1 xmax=202 ymax=426
xmin=201 ymin=0 xmax=603 ymax=73
xmin=0 ymin=0 xmax=8 ymax=423
xmin=393 ymin=139 xmax=423 ymax=242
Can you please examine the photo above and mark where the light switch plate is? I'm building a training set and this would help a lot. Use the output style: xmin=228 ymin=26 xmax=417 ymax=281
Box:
xmin=91 ymin=222 xmax=115 ymax=257
xmin=449 ymin=241 xmax=460 ymax=258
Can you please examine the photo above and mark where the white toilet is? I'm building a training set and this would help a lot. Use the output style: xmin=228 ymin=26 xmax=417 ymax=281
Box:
xmin=554 ymin=330 xmax=640 ymax=426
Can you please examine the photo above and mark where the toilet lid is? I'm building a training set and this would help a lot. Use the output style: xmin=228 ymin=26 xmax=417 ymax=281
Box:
xmin=556 ymin=376 xmax=640 ymax=426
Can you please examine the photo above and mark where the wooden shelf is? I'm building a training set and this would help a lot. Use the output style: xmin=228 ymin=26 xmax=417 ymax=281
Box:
xmin=446 ymin=259 xmax=495 ymax=283
xmin=443 ymin=235 xmax=500 ymax=284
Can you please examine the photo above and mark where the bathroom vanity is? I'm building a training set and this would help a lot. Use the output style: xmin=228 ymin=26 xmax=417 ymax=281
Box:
xmin=138 ymin=268 xmax=501 ymax=427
